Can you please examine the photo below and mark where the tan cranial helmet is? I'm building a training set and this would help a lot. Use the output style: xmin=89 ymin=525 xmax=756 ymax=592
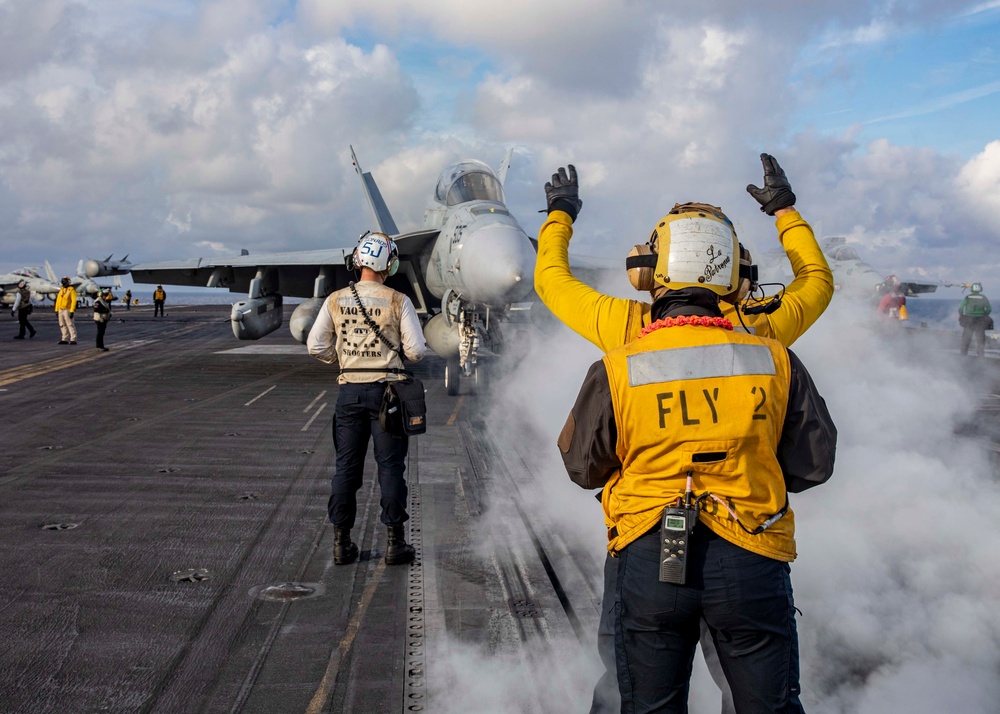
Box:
xmin=627 ymin=202 xmax=739 ymax=298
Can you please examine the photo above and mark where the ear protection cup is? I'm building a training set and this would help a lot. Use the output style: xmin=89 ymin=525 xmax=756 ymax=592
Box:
xmin=626 ymin=244 xmax=657 ymax=291
xmin=387 ymin=257 xmax=399 ymax=277
xmin=722 ymin=244 xmax=756 ymax=305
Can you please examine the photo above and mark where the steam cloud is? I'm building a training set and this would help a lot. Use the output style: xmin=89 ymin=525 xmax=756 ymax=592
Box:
xmin=426 ymin=285 xmax=1000 ymax=713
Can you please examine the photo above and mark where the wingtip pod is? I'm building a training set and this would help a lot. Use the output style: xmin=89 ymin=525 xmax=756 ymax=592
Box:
xmin=231 ymin=296 xmax=283 ymax=340
xmin=84 ymin=256 xmax=135 ymax=278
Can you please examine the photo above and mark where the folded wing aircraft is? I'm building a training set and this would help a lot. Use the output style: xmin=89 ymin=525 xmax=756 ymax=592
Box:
xmin=112 ymin=148 xmax=537 ymax=394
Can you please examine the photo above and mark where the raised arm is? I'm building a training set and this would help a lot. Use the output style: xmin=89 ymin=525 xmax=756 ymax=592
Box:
xmin=534 ymin=165 xmax=647 ymax=354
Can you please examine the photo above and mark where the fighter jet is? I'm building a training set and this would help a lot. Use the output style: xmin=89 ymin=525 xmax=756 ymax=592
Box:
xmin=41 ymin=260 xmax=122 ymax=304
xmin=0 ymin=267 xmax=60 ymax=305
xmin=110 ymin=149 xmax=537 ymax=394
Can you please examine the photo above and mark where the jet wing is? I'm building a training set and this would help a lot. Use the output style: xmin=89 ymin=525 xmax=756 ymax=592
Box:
xmin=130 ymin=243 xmax=436 ymax=314
xmin=130 ymin=248 xmax=354 ymax=298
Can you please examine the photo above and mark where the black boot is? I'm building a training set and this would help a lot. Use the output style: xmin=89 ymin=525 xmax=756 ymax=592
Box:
xmin=333 ymin=528 xmax=358 ymax=565
xmin=385 ymin=525 xmax=415 ymax=565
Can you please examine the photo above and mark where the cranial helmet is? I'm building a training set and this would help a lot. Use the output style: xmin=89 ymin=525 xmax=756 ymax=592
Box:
xmin=354 ymin=232 xmax=399 ymax=276
xmin=61 ymin=276 xmax=71 ymax=287
xmin=17 ymin=279 xmax=26 ymax=289
xmin=971 ymin=282 xmax=983 ymax=293
xmin=626 ymin=202 xmax=739 ymax=298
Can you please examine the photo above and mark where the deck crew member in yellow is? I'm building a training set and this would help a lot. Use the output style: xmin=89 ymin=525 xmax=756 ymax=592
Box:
xmin=538 ymin=155 xmax=835 ymax=714
xmin=559 ymin=205 xmax=836 ymax=713
xmin=54 ymin=276 xmax=78 ymax=345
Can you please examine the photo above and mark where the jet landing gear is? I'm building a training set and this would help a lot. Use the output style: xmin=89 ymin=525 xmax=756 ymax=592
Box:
xmin=441 ymin=291 xmax=480 ymax=396
xmin=444 ymin=357 xmax=481 ymax=397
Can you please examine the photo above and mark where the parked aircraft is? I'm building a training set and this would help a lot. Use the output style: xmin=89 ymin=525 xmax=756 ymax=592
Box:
xmin=0 ymin=267 xmax=60 ymax=305
xmin=107 ymin=149 xmax=537 ymax=394
xmin=40 ymin=261 xmax=121 ymax=305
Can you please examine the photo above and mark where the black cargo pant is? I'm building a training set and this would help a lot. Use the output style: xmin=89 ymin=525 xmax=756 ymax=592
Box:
xmin=614 ymin=524 xmax=804 ymax=714
xmin=329 ymin=382 xmax=409 ymax=529
xmin=96 ymin=320 xmax=108 ymax=349
xmin=592 ymin=562 xmax=736 ymax=714
xmin=16 ymin=308 xmax=35 ymax=338
xmin=960 ymin=316 xmax=989 ymax=357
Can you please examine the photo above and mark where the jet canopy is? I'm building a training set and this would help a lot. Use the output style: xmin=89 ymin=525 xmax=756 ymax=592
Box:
xmin=831 ymin=246 xmax=861 ymax=261
xmin=434 ymin=161 xmax=505 ymax=207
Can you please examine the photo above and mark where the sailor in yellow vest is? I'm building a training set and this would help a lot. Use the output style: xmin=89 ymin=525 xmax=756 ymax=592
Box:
xmin=538 ymin=156 xmax=835 ymax=714
xmin=153 ymin=285 xmax=166 ymax=317
xmin=558 ymin=205 xmax=837 ymax=712
xmin=54 ymin=276 xmax=78 ymax=345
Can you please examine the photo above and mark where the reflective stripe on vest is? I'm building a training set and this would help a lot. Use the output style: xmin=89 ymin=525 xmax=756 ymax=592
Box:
xmin=627 ymin=343 xmax=775 ymax=386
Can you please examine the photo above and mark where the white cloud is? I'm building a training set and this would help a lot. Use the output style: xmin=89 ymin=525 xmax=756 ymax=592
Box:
xmin=957 ymin=140 xmax=1000 ymax=221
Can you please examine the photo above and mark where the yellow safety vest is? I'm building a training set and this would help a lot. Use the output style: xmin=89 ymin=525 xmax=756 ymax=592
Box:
xmin=601 ymin=324 xmax=797 ymax=561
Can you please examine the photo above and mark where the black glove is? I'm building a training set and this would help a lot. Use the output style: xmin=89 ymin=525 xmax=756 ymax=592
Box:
xmin=68 ymin=312 xmax=74 ymax=320
xmin=747 ymin=153 xmax=796 ymax=216
xmin=545 ymin=165 xmax=583 ymax=222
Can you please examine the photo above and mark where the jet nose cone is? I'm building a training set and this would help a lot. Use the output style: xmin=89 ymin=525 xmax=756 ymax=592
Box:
xmin=460 ymin=223 xmax=535 ymax=304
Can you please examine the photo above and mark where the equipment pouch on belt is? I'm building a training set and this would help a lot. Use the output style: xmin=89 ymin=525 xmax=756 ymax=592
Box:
xmin=380 ymin=378 xmax=426 ymax=436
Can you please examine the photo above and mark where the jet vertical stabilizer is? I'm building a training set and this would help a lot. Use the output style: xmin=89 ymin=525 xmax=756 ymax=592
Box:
xmin=497 ymin=148 xmax=513 ymax=186
xmin=350 ymin=146 xmax=399 ymax=235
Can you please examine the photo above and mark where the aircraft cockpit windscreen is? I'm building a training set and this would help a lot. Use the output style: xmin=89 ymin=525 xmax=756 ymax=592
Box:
xmin=435 ymin=160 xmax=505 ymax=206
xmin=832 ymin=246 xmax=861 ymax=262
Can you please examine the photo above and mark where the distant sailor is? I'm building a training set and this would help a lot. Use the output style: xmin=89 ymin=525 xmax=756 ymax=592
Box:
xmin=124 ymin=289 xmax=132 ymax=310
xmin=11 ymin=280 xmax=36 ymax=339
xmin=54 ymin=276 xmax=78 ymax=345
xmin=877 ymin=275 xmax=907 ymax=320
xmin=307 ymin=232 xmax=427 ymax=566
xmin=153 ymin=285 xmax=166 ymax=317
xmin=93 ymin=287 xmax=113 ymax=351
xmin=959 ymin=282 xmax=992 ymax=358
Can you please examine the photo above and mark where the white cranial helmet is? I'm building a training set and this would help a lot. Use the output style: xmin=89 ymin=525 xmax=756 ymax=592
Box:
xmin=354 ymin=232 xmax=399 ymax=276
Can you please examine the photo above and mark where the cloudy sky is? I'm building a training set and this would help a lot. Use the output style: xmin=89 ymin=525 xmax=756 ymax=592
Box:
xmin=2 ymin=0 xmax=999 ymax=294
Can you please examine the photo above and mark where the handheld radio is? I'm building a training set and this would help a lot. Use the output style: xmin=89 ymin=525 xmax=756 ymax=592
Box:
xmin=659 ymin=474 xmax=699 ymax=585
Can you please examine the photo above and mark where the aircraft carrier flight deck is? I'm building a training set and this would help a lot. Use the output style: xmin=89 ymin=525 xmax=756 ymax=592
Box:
xmin=2 ymin=304 xmax=999 ymax=714
xmin=0 ymin=304 xmax=608 ymax=714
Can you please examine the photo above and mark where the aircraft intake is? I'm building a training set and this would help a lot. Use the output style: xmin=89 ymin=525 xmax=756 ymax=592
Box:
xmin=289 ymin=298 xmax=325 ymax=344
xmin=231 ymin=295 xmax=283 ymax=340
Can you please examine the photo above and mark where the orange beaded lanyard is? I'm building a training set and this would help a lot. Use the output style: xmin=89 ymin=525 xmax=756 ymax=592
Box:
xmin=638 ymin=315 xmax=734 ymax=338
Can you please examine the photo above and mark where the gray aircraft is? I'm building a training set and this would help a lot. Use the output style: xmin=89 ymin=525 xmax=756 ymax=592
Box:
xmin=106 ymin=149 xmax=537 ymax=394
xmin=41 ymin=260 xmax=121 ymax=304
xmin=0 ymin=267 xmax=60 ymax=305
